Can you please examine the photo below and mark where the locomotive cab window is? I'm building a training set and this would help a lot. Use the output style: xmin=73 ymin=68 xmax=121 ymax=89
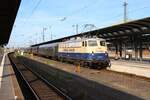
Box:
xmin=85 ymin=41 xmax=87 ymax=47
xmin=82 ymin=41 xmax=84 ymax=47
xmin=88 ymin=40 xmax=97 ymax=46
xmin=100 ymin=41 xmax=106 ymax=46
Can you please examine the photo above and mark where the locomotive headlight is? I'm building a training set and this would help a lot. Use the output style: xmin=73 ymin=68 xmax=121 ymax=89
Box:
xmin=92 ymin=51 xmax=94 ymax=55
xmin=105 ymin=51 xmax=108 ymax=55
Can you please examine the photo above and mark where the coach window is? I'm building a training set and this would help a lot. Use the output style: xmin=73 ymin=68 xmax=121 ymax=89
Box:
xmin=85 ymin=41 xmax=87 ymax=47
xmin=82 ymin=41 xmax=84 ymax=47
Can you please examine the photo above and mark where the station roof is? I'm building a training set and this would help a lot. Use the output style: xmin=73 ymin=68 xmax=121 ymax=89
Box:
xmin=32 ymin=17 xmax=150 ymax=47
xmin=0 ymin=0 xmax=21 ymax=46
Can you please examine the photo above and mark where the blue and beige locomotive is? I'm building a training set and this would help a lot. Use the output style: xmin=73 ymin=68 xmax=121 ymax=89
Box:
xmin=29 ymin=38 xmax=111 ymax=68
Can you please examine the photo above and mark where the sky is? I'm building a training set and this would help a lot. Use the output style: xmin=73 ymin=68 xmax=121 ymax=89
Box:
xmin=7 ymin=0 xmax=150 ymax=47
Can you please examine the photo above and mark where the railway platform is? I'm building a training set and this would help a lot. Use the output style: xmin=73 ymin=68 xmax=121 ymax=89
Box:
xmin=109 ymin=59 xmax=150 ymax=78
xmin=0 ymin=53 xmax=24 ymax=100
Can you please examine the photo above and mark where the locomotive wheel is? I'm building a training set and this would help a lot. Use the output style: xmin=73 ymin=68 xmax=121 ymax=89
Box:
xmin=103 ymin=61 xmax=111 ymax=68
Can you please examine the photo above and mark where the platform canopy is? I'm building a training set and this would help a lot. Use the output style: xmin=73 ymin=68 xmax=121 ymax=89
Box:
xmin=32 ymin=17 xmax=150 ymax=46
xmin=0 ymin=0 xmax=21 ymax=46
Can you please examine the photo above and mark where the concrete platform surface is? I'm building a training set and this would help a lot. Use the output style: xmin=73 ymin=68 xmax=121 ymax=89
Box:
xmin=109 ymin=60 xmax=150 ymax=78
xmin=0 ymin=53 xmax=24 ymax=100
xmin=0 ymin=53 xmax=3 ymax=64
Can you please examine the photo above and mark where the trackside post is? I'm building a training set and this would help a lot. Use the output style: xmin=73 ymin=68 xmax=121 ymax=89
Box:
xmin=75 ymin=62 xmax=80 ymax=73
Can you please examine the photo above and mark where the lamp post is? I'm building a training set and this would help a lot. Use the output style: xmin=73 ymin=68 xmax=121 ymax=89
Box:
xmin=49 ymin=26 xmax=53 ymax=40
xmin=42 ymin=27 xmax=47 ymax=42
xmin=123 ymin=0 xmax=128 ymax=23
xmin=72 ymin=24 xmax=79 ymax=34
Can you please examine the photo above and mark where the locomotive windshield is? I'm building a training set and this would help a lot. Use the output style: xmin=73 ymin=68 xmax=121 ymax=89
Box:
xmin=100 ymin=41 xmax=106 ymax=46
xmin=88 ymin=40 xmax=97 ymax=46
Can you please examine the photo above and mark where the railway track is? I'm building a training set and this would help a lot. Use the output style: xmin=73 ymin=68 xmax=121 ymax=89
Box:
xmin=17 ymin=54 xmax=150 ymax=100
xmin=8 ymin=53 xmax=72 ymax=100
xmin=23 ymin=53 xmax=150 ymax=82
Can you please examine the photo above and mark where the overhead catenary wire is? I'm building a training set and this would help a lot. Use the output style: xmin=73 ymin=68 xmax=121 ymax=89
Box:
xmin=18 ymin=0 xmax=43 ymax=45
xmin=30 ymin=0 xmax=42 ymax=17
xmin=98 ymin=3 xmax=150 ymax=25
xmin=60 ymin=0 xmax=128 ymax=22
xmin=60 ymin=0 xmax=101 ymax=21
xmin=129 ymin=4 xmax=150 ymax=15
xmin=22 ymin=0 xmax=43 ymax=26
xmin=62 ymin=0 xmax=150 ymax=24
xmin=69 ymin=1 xmax=150 ymax=33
